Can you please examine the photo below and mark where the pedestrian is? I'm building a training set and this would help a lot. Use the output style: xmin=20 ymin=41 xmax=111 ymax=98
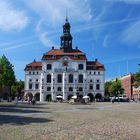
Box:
xmin=31 ymin=97 xmax=36 ymax=105
xmin=15 ymin=96 xmax=18 ymax=105
xmin=111 ymin=97 xmax=115 ymax=104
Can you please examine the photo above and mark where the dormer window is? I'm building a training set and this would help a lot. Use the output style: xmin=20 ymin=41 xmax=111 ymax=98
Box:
xmin=74 ymin=55 xmax=78 ymax=59
xmin=52 ymin=55 xmax=56 ymax=59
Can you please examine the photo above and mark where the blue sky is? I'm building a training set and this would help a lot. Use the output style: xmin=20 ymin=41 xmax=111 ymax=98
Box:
xmin=0 ymin=0 xmax=140 ymax=81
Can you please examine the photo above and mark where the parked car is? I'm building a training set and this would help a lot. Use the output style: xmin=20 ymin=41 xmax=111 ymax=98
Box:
xmin=110 ymin=96 xmax=129 ymax=102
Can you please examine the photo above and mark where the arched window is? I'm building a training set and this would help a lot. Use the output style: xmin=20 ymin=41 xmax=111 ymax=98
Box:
xmin=78 ymin=74 xmax=83 ymax=83
xmin=69 ymin=74 xmax=73 ymax=83
xmin=47 ymin=64 xmax=52 ymax=70
xmin=57 ymin=74 xmax=62 ymax=83
xmin=47 ymin=74 xmax=51 ymax=83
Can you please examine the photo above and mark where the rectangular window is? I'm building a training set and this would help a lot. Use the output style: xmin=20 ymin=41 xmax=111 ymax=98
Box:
xmin=96 ymin=84 xmax=100 ymax=90
xmin=57 ymin=87 xmax=62 ymax=91
xmin=69 ymin=87 xmax=73 ymax=92
xmin=29 ymin=83 xmax=32 ymax=89
xmin=47 ymin=64 xmax=52 ymax=70
xmin=79 ymin=87 xmax=83 ymax=91
xmin=35 ymin=84 xmax=39 ymax=89
xmin=89 ymin=85 xmax=93 ymax=90
xmin=57 ymin=74 xmax=62 ymax=83
xmin=47 ymin=87 xmax=51 ymax=91
xmin=78 ymin=75 xmax=83 ymax=83
xmin=78 ymin=64 xmax=83 ymax=70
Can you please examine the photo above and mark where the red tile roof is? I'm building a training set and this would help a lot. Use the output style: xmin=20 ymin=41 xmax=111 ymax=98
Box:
xmin=27 ymin=61 xmax=42 ymax=67
xmin=45 ymin=49 xmax=85 ymax=55
xmin=42 ymin=49 xmax=87 ymax=60
xmin=25 ymin=61 xmax=42 ymax=71
xmin=86 ymin=60 xmax=105 ymax=71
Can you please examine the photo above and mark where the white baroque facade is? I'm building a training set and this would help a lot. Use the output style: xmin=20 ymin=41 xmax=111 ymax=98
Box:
xmin=24 ymin=18 xmax=105 ymax=102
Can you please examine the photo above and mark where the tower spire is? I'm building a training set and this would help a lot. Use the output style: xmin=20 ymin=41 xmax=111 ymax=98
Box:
xmin=66 ymin=10 xmax=68 ymax=22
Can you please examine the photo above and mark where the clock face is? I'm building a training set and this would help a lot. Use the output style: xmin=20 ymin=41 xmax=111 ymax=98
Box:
xmin=63 ymin=57 xmax=68 ymax=66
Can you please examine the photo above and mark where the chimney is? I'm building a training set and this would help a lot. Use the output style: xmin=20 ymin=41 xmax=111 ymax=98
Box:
xmin=95 ymin=58 xmax=98 ymax=62
xmin=52 ymin=46 xmax=54 ymax=50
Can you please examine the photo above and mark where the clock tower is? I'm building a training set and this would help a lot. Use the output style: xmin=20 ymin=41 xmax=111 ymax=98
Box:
xmin=60 ymin=17 xmax=73 ymax=52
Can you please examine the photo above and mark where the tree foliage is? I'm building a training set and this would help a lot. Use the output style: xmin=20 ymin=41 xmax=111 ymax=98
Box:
xmin=0 ymin=55 xmax=16 ymax=99
xmin=105 ymin=79 xmax=124 ymax=97
xmin=11 ymin=80 xmax=24 ymax=98
xmin=134 ymin=70 xmax=140 ymax=86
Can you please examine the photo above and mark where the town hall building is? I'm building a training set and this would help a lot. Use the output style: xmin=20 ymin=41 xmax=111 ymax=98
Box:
xmin=24 ymin=18 xmax=105 ymax=102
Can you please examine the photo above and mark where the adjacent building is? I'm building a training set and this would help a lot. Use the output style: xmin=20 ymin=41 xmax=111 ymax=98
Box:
xmin=120 ymin=74 xmax=133 ymax=99
xmin=24 ymin=18 xmax=105 ymax=102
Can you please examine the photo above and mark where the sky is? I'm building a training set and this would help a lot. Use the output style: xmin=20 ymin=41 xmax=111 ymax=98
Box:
xmin=0 ymin=0 xmax=140 ymax=81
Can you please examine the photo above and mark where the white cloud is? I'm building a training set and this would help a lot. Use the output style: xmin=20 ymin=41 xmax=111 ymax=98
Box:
xmin=24 ymin=0 xmax=92 ymax=48
xmin=38 ymin=32 xmax=58 ymax=48
xmin=121 ymin=20 xmax=140 ymax=46
xmin=0 ymin=0 xmax=28 ymax=31
xmin=0 ymin=41 xmax=37 ymax=52
xmin=103 ymin=35 xmax=110 ymax=48
xmin=25 ymin=0 xmax=92 ymax=25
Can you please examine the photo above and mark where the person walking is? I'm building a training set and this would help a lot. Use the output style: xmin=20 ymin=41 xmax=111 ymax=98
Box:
xmin=15 ymin=96 xmax=18 ymax=105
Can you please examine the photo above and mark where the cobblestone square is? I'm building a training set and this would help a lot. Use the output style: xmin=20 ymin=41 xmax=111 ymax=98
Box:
xmin=0 ymin=102 xmax=140 ymax=140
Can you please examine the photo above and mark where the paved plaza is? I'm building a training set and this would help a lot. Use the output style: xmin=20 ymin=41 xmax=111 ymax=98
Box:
xmin=0 ymin=102 xmax=140 ymax=140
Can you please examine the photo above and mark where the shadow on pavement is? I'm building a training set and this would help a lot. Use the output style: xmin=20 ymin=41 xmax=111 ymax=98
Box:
xmin=0 ymin=114 xmax=53 ymax=125
xmin=0 ymin=103 xmax=50 ymax=109
xmin=0 ymin=106 xmax=51 ymax=114
xmin=0 ymin=107 xmax=51 ymax=113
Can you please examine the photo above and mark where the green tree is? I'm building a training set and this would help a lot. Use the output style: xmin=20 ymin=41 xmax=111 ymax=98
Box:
xmin=11 ymin=80 xmax=24 ymax=98
xmin=105 ymin=79 xmax=124 ymax=98
xmin=105 ymin=81 xmax=113 ymax=97
xmin=0 ymin=55 xmax=16 ymax=101
xmin=134 ymin=70 xmax=140 ymax=86
xmin=112 ymin=79 xmax=123 ymax=96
